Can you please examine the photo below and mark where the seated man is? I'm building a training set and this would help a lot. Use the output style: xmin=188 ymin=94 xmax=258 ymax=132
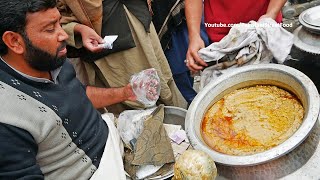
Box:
xmin=0 ymin=0 xmax=135 ymax=179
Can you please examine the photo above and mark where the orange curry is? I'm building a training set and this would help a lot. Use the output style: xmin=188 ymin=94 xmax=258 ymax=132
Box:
xmin=201 ymin=85 xmax=304 ymax=155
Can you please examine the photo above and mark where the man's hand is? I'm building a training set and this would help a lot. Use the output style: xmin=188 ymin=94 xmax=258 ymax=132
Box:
xmin=185 ymin=0 xmax=206 ymax=73
xmin=74 ymin=24 xmax=105 ymax=53
xmin=123 ymin=84 xmax=137 ymax=102
xmin=186 ymin=36 xmax=207 ymax=73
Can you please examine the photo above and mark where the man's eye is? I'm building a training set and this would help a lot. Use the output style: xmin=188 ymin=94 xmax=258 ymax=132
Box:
xmin=46 ymin=29 xmax=55 ymax=33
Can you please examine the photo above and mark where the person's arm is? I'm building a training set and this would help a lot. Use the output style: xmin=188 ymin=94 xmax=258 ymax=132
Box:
xmin=86 ymin=84 xmax=137 ymax=109
xmin=0 ymin=123 xmax=44 ymax=179
xmin=57 ymin=0 xmax=104 ymax=52
xmin=73 ymin=24 xmax=104 ymax=53
xmin=185 ymin=0 xmax=207 ymax=72
xmin=261 ymin=0 xmax=287 ymax=20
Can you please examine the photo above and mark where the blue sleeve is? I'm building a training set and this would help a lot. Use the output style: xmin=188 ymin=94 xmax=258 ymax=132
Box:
xmin=0 ymin=123 xmax=44 ymax=179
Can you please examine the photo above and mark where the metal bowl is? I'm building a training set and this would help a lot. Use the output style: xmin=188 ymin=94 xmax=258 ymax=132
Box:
xmin=300 ymin=5 xmax=320 ymax=27
xmin=293 ymin=26 xmax=320 ymax=55
xmin=186 ymin=64 xmax=320 ymax=166
xmin=163 ymin=106 xmax=187 ymax=129
xmin=299 ymin=6 xmax=320 ymax=34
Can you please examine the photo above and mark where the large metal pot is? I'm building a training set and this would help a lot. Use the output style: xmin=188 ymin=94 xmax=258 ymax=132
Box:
xmin=186 ymin=64 xmax=320 ymax=166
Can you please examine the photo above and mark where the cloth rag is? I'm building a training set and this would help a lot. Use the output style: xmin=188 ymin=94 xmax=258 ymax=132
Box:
xmin=198 ymin=18 xmax=294 ymax=89
xmin=90 ymin=113 xmax=126 ymax=180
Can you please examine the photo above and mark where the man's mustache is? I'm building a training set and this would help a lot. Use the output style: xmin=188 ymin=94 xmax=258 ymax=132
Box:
xmin=57 ymin=41 xmax=67 ymax=52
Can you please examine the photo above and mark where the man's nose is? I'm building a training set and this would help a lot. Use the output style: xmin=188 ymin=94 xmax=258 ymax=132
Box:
xmin=58 ymin=26 xmax=69 ymax=42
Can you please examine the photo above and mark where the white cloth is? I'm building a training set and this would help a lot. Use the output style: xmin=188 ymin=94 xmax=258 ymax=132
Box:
xmin=198 ymin=18 xmax=294 ymax=89
xmin=90 ymin=113 xmax=126 ymax=180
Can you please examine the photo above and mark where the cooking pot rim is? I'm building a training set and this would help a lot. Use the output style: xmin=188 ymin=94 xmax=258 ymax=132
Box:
xmin=186 ymin=64 xmax=320 ymax=166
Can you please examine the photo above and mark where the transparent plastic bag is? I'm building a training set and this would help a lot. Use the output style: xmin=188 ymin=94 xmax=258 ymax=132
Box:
xmin=117 ymin=108 xmax=155 ymax=150
xmin=130 ymin=68 xmax=160 ymax=107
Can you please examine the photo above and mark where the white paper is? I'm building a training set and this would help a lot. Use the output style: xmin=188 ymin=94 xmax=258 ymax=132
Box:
xmin=136 ymin=164 xmax=164 ymax=179
xmin=171 ymin=141 xmax=190 ymax=157
xmin=163 ymin=124 xmax=182 ymax=136
xmin=169 ymin=130 xmax=187 ymax=144
xmin=98 ymin=35 xmax=118 ymax=49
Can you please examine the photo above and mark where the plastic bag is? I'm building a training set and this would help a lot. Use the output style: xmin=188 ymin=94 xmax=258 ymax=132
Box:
xmin=130 ymin=68 xmax=161 ymax=107
xmin=117 ymin=108 xmax=155 ymax=150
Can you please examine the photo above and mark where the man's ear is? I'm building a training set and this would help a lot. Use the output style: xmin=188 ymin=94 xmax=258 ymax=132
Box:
xmin=2 ymin=31 xmax=25 ymax=55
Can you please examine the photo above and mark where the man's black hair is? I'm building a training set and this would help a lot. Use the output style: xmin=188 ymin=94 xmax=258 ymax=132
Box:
xmin=0 ymin=0 xmax=57 ymax=55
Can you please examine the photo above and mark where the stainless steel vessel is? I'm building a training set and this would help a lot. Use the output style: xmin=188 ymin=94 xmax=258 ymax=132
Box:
xmin=186 ymin=64 xmax=320 ymax=166
xmin=293 ymin=5 xmax=320 ymax=55
xmin=299 ymin=5 xmax=320 ymax=33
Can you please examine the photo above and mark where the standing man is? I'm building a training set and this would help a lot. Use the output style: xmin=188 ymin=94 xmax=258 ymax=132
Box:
xmin=185 ymin=0 xmax=287 ymax=72
xmin=0 ymin=0 xmax=136 ymax=179
xmin=57 ymin=0 xmax=187 ymax=111
xmin=151 ymin=0 xmax=210 ymax=105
